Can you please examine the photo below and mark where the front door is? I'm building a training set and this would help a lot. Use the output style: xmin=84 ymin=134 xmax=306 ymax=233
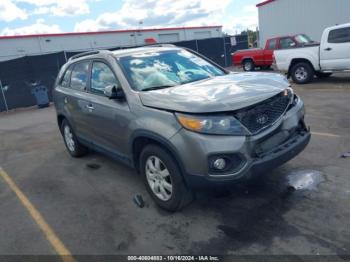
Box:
xmin=85 ymin=61 xmax=131 ymax=159
xmin=262 ymin=38 xmax=277 ymax=66
xmin=320 ymin=26 xmax=350 ymax=70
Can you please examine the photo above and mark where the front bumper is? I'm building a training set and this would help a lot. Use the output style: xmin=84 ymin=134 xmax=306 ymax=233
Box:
xmin=170 ymin=97 xmax=310 ymax=188
xmin=184 ymin=127 xmax=310 ymax=188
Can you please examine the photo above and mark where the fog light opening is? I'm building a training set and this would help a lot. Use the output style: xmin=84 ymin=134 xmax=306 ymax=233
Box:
xmin=213 ymin=158 xmax=226 ymax=170
xmin=209 ymin=154 xmax=246 ymax=175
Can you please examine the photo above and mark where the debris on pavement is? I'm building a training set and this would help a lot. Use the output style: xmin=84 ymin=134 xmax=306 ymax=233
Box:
xmin=133 ymin=194 xmax=145 ymax=208
xmin=286 ymin=170 xmax=324 ymax=191
xmin=86 ymin=163 xmax=101 ymax=170
xmin=341 ymin=152 xmax=350 ymax=158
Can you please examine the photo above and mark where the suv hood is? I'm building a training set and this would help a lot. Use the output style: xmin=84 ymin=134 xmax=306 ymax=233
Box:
xmin=139 ymin=72 xmax=290 ymax=113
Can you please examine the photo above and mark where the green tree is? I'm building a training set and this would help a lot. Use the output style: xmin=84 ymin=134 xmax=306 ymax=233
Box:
xmin=241 ymin=29 xmax=259 ymax=48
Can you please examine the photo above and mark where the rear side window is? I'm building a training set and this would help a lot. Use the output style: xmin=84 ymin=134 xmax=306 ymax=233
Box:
xmin=60 ymin=66 xmax=73 ymax=87
xmin=91 ymin=62 xmax=120 ymax=95
xmin=328 ymin=27 xmax=350 ymax=43
xmin=70 ymin=61 xmax=90 ymax=91
xmin=268 ymin=39 xmax=277 ymax=50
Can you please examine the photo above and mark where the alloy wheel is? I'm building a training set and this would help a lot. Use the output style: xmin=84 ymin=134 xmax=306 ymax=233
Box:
xmin=295 ymin=67 xmax=308 ymax=81
xmin=64 ymin=125 xmax=75 ymax=152
xmin=145 ymin=156 xmax=173 ymax=201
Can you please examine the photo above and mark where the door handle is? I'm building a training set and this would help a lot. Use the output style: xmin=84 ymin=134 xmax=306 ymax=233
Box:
xmin=324 ymin=47 xmax=332 ymax=51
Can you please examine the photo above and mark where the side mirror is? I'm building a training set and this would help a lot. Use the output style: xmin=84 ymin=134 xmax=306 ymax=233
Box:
xmin=104 ymin=85 xmax=125 ymax=100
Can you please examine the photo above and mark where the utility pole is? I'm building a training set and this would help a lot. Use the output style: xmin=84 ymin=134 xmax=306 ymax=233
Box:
xmin=223 ymin=36 xmax=228 ymax=67
xmin=0 ymin=79 xmax=9 ymax=113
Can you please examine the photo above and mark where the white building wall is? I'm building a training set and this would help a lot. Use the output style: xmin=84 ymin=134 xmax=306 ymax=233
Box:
xmin=0 ymin=27 xmax=222 ymax=62
xmin=258 ymin=0 xmax=350 ymax=47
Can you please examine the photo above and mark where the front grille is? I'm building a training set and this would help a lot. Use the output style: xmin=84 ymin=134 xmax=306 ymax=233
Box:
xmin=234 ymin=91 xmax=291 ymax=135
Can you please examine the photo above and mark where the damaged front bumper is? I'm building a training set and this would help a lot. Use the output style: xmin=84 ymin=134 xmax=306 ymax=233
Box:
xmin=184 ymin=126 xmax=311 ymax=188
xmin=172 ymin=96 xmax=311 ymax=188
xmin=250 ymin=126 xmax=310 ymax=177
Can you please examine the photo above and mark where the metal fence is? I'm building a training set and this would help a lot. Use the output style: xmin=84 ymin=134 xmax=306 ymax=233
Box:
xmin=0 ymin=35 xmax=248 ymax=112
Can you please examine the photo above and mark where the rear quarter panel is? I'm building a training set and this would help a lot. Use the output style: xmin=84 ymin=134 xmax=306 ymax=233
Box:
xmin=274 ymin=46 xmax=320 ymax=72
xmin=232 ymin=48 xmax=264 ymax=66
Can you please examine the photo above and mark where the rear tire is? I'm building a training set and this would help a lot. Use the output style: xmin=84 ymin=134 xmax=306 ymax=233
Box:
xmin=242 ymin=59 xmax=255 ymax=71
xmin=140 ymin=145 xmax=193 ymax=212
xmin=291 ymin=62 xmax=314 ymax=84
xmin=61 ymin=119 xmax=88 ymax=157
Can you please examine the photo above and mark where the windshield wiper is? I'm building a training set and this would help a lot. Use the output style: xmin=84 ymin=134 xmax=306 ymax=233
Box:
xmin=141 ymin=85 xmax=176 ymax=91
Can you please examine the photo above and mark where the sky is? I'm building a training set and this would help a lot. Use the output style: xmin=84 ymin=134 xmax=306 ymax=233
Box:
xmin=0 ymin=0 xmax=262 ymax=36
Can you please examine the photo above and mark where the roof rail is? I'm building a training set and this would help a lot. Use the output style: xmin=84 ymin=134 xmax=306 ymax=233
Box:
xmin=68 ymin=50 xmax=111 ymax=61
xmin=145 ymin=43 xmax=177 ymax=48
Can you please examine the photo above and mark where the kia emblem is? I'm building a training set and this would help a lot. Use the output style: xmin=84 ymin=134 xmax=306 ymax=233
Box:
xmin=256 ymin=114 xmax=269 ymax=125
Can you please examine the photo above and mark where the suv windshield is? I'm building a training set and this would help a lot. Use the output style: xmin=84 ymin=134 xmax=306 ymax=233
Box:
xmin=295 ymin=34 xmax=314 ymax=44
xmin=118 ymin=49 xmax=225 ymax=91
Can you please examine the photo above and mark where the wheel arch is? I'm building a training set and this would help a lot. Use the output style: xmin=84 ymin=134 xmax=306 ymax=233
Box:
xmin=288 ymin=58 xmax=315 ymax=77
xmin=130 ymin=131 xmax=188 ymax=184
xmin=57 ymin=114 xmax=66 ymax=132
xmin=242 ymin=57 xmax=254 ymax=64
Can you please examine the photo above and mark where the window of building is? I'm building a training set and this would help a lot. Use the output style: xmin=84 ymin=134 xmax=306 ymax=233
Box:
xmin=158 ymin=33 xmax=180 ymax=42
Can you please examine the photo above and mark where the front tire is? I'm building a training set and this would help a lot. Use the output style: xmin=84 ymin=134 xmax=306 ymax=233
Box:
xmin=291 ymin=62 xmax=314 ymax=84
xmin=242 ymin=59 xmax=255 ymax=71
xmin=140 ymin=145 xmax=193 ymax=212
xmin=61 ymin=119 xmax=88 ymax=157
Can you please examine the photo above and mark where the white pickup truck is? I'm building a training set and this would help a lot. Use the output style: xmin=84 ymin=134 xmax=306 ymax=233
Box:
xmin=274 ymin=23 xmax=350 ymax=84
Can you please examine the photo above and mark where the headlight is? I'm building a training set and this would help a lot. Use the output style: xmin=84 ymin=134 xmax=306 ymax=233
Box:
xmin=175 ymin=113 xmax=247 ymax=135
xmin=284 ymin=87 xmax=294 ymax=103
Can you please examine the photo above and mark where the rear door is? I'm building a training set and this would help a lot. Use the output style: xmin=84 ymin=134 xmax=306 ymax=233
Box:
xmin=84 ymin=60 xmax=131 ymax=158
xmin=58 ymin=60 xmax=93 ymax=141
xmin=320 ymin=25 xmax=350 ymax=70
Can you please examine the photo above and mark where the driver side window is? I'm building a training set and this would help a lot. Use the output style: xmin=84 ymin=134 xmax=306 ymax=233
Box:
xmin=280 ymin=38 xmax=295 ymax=49
xmin=91 ymin=62 xmax=120 ymax=95
xmin=268 ymin=39 xmax=277 ymax=50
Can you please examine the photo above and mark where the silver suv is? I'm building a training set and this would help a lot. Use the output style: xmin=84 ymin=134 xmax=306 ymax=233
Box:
xmin=53 ymin=45 xmax=311 ymax=211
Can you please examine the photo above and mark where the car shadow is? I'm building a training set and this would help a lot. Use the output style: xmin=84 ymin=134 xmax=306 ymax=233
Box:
xmin=312 ymin=74 xmax=350 ymax=84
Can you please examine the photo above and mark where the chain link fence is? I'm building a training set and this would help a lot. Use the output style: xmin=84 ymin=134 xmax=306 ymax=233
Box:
xmin=0 ymin=35 xmax=248 ymax=112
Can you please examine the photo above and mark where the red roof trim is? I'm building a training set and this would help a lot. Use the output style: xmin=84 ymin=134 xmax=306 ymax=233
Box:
xmin=256 ymin=0 xmax=276 ymax=7
xmin=0 ymin=25 xmax=222 ymax=40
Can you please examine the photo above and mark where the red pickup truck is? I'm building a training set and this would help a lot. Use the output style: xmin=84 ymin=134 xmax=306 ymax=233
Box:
xmin=232 ymin=34 xmax=315 ymax=71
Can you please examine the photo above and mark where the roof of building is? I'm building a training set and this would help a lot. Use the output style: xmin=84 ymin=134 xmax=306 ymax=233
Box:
xmin=256 ymin=0 xmax=276 ymax=7
xmin=0 ymin=25 xmax=222 ymax=40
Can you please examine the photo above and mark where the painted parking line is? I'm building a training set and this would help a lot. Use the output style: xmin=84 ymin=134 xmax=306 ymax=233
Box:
xmin=311 ymin=131 xmax=341 ymax=138
xmin=0 ymin=168 xmax=75 ymax=262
